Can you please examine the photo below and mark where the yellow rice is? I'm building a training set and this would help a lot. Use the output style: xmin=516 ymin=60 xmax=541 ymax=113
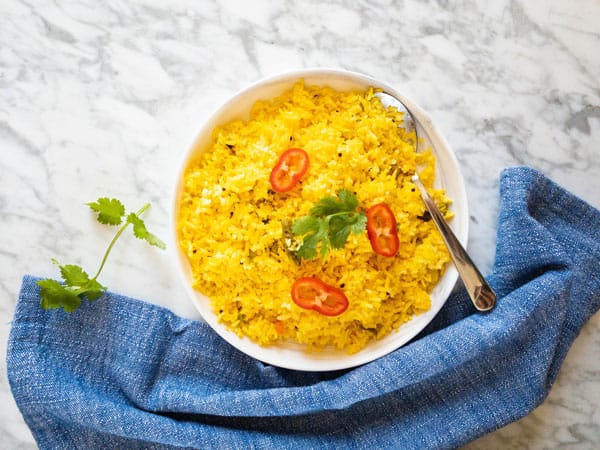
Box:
xmin=177 ymin=80 xmax=451 ymax=354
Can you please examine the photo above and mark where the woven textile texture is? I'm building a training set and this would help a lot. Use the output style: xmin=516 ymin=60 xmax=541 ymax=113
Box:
xmin=7 ymin=166 xmax=600 ymax=449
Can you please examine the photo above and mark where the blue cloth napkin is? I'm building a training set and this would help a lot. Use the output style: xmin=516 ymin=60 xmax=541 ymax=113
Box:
xmin=7 ymin=167 xmax=600 ymax=449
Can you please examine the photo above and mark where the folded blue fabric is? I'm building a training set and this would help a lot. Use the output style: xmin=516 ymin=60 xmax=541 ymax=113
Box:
xmin=7 ymin=166 xmax=600 ymax=449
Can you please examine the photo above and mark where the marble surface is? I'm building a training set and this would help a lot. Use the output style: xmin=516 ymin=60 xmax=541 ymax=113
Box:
xmin=1 ymin=0 xmax=599 ymax=448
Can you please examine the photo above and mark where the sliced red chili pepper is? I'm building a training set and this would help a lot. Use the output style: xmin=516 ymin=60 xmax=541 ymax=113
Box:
xmin=366 ymin=203 xmax=399 ymax=257
xmin=291 ymin=277 xmax=349 ymax=316
xmin=269 ymin=148 xmax=309 ymax=193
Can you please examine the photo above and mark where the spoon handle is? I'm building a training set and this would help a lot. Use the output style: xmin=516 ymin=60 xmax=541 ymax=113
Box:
xmin=411 ymin=174 xmax=496 ymax=312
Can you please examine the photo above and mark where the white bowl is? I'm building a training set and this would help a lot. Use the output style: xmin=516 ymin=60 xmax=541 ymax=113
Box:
xmin=171 ymin=68 xmax=468 ymax=371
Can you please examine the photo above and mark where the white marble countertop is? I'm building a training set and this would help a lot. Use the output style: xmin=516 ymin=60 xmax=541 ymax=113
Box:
xmin=1 ymin=0 xmax=599 ymax=448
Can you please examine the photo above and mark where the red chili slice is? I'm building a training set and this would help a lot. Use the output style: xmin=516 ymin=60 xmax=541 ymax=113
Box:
xmin=366 ymin=203 xmax=400 ymax=257
xmin=291 ymin=277 xmax=349 ymax=316
xmin=269 ymin=148 xmax=309 ymax=193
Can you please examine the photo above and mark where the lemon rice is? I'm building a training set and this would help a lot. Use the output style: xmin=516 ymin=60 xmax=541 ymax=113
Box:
xmin=177 ymin=81 xmax=451 ymax=354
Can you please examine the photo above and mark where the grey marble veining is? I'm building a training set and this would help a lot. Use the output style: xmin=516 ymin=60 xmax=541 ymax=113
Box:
xmin=1 ymin=0 xmax=599 ymax=448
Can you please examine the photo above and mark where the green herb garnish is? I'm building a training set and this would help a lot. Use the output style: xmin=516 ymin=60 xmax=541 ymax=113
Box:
xmin=37 ymin=198 xmax=166 ymax=312
xmin=291 ymin=189 xmax=367 ymax=260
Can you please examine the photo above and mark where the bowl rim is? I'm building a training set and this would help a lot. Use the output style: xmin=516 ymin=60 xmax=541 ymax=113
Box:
xmin=170 ymin=68 xmax=469 ymax=371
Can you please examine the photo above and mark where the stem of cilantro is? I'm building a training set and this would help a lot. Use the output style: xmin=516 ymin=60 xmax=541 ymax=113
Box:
xmin=325 ymin=211 xmax=358 ymax=219
xmin=91 ymin=203 xmax=150 ymax=281
xmin=38 ymin=198 xmax=165 ymax=312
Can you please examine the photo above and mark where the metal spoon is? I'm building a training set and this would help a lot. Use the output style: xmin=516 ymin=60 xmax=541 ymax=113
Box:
xmin=376 ymin=91 xmax=496 ymax=312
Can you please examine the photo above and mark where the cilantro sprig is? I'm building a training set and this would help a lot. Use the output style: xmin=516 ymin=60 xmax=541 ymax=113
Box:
xmin=291 ymin=189 xmax=367 ymax=260
xmin=37 ymin=198 xmax=165 ymax=312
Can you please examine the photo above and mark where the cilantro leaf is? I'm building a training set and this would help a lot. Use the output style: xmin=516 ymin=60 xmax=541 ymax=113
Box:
xmin=127 ymin=213 xmax=167 ymax=249
xmin=309 ymin=189 xmax=359 ymax=217
xmin=337 ymin=189 xmax=359 ymax=210
xmin=294 ymin=218 xmax=328 ymax=260
xmin=295 ymin=234 xmax=318 ymax=260
xmin=37 ymin=278 xmax=82 ymax=312
xmin=53 ymin=259 xmax=90 ymax=286
xmin=83 ymin=278 xmax=106 ymax=301
xmin=350 ymin=212 xmax=368 ymax=235
xmin=291 ymin=191 xmax=366 ymax=260
xmin=87 ymin=198 xmax=126 ymax=225
xmin=328 ymin=215 xmax=352 ymax=249
xmin=291 ymin=216 xmax=320 ymax=235
xmin=309 ymin=196 xmax=345 ymax=217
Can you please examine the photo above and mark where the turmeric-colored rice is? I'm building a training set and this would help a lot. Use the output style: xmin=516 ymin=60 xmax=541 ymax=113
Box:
xmin=177 ymin=80 xmax=451 ymax=354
